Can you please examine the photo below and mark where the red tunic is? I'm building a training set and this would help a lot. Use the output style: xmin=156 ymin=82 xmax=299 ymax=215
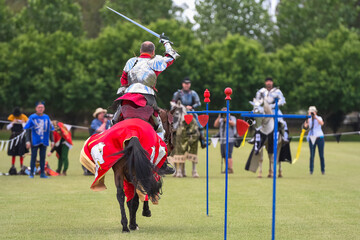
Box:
xmin=82 ymin=118 xmax=167 ymax=197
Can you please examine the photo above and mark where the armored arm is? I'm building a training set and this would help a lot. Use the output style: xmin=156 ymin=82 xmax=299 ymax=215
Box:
xmin=192 ymin=91 xmax=201 ymax=109
xmin=255 ymin=88 xmax=264 ymax=101
xmin=159 ymin=34 xmax=180 ymax=60
xmin=275 ymin=89 xmax=286 ymax=107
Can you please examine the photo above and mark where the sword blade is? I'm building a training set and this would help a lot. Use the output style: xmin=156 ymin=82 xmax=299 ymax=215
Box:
xmin=106 ymin=6 xmax=160 ymax=39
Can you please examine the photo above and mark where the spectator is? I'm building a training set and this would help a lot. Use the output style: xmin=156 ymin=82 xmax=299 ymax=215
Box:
xmin=90 ymin=108 xmax=110 ymax=136
xmin=303 ymin=106 xmax=325 ymax=175
xmin=47 ymin=121 xmax=72 ymax=176
xmin=7 ymin=107 xmax=28 ymax=169
xmin=24 ymin=101 xmax=54 ymax=179
xmin=214 ymin=107 xmax=237 ymax=173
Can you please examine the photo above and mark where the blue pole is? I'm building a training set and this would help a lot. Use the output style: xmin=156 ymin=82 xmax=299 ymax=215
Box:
xmin=206 ymin=102 xmax=209 ymax=216
xmin=271 ymin=98 xmax=279 ymax=240
xmin=224 ymin=100 xmax=230 ymax=240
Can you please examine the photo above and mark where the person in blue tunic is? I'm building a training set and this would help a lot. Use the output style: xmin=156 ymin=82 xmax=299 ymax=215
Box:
xmin=24 ymin=101 xmax=54 ymax=178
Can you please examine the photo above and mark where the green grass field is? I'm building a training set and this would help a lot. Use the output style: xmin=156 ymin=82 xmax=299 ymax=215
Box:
xmin=0 ymin=140 xmax=359 ymax=240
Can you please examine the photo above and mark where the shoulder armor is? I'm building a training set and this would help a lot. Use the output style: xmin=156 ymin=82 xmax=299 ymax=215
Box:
xmin=123 ymin=57 xmax=138 ymax=72
xmin=148 ymin=55 xmax=167 ymax=71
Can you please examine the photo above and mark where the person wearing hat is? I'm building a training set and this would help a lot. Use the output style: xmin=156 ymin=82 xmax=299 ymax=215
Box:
xmin=172 ymin=77 xmax=207 ymax=147
xmin=7 ymin=107 xmax=29 ymax=170
xmin=90 ymin=108 xmax=111 ymax=136
xmin=24 ymin=101 xmax=54 ymax=179
xmin=303 ymin=106 xmax=325 ymax=175
xmin=255 ymin=77 xmax=289 ymax=141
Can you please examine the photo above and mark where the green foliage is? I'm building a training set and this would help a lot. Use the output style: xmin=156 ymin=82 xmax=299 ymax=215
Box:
xmin=15 ymin=0 xmax=83 ymax=37
xmin=0 ymin=1 xmax=359 ymax=130
xmin=275 ymin=0 xmax=360 ymax=47
xmin=267 ymin=27 xmax=360 ymax=131
xmin=201 ymin=34 xmax=267 ymax=111
xmin=195 ymin=0 xmax=274 ymax=49
xmin=0 ymin=0 xmax=16 ymax=42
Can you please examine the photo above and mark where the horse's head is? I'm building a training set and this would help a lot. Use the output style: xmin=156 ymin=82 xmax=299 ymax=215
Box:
xmin=158 ymin=108 xmax=175 ymax=154
xmin=249 ymin=97 xmax=274 ymax=133
xmin=249 ymin=98 xmax=264 ymax=114
xmin=170 ymin=100 xmax=187 ymax=130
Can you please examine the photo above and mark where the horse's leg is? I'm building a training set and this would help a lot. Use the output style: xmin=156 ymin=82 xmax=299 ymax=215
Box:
xmin=113 ymin=162 xmax=129 ymax=233
xmin=192 ymin=162 xmax=199 ymax=178
xmin=268 ymin=152 xmax=274 ymax=178
xmin=278 ymin=161 xmax=283 ymax=178
xmin=142 ymin=200 xmax=151 ymax=217
xmin=182 ymin=162 xmax=186 ymax=177
xmin=117 ymin=186 xmax=130 ymax=232
xmin=258 ymin=148 xmax=263 ymax=178
xmin=175 ymin=162 xmax=183 ymax=178
xmin=127 ymin=193 xmax=140 ymax=230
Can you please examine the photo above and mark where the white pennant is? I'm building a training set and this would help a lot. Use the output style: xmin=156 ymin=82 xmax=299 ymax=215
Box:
xmin=15 ymin=135 xmax=20 ymax=146
xmin=309 ymin=136 xmax=317 ymax=145
xmin=0 ymin=141 xmax=4 ymax=151
xmin=4 ymin=140 xmax=9 ymax=151
xmin=211 ymin=138 xmax=219 ymax=148
xmin=64 ymin=124 xmax=72 ymax=131
xmin=9 ymin=139 xmax=14 ymax=150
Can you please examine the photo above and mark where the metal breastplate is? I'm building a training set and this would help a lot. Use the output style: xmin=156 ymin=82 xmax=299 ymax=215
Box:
xmin=128 ymin=58 xmax=157 ymax=88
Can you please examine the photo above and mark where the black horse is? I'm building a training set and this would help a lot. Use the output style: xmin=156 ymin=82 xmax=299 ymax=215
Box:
xmin=114 ymin=108 xmax=175 ymax=232
xmin=81 ymin=109 xmax=174 ymax=232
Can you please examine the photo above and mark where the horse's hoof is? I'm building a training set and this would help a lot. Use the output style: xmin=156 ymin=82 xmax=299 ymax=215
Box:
xmin=129 ymin=224 xmax=139 ymax=231
xmin=142 ymin=209 xmax=152 ymax=217
xmin=122 ymin=227 xmax=130 ymax=233
xmin=257 ymin=175 xmax=262 ymax=178
xmin=192 ymin=171 xmax=199 ymax=178
xmin=267 ymin=174 xmax=273 ymax=178
xmin=278 ymin=174 xmax=283 ymax=178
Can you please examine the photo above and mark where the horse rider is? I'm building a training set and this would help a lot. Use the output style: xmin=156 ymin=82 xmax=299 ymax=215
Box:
xmin=255 ymin=77 xmax=289 ymax=141
xmin=172 ymin=77 xmax=208 ymax=148
xmin=113 ymin=38 xmax=179 ymax=174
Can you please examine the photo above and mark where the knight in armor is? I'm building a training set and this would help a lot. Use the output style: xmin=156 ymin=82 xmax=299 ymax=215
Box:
xmin=113 ymin=37 xmax=179 ymax=174
xmin=172 ymin=77 xmax=208 ymax=148
xmin=255 ymin=77 xmax=289 ymax=141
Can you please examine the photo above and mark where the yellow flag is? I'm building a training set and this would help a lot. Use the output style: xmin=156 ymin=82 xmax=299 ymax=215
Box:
xmin=240 ymin=129 xmax=249 ymax=147
xmin=293 ymin=128 xmax=306 ymax=164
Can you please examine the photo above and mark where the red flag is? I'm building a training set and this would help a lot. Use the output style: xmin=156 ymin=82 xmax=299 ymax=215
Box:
xmin=236 ymin=119 xmax=249 ymax=136
xmin=198 ymin=115 xmax=209 ymax=127
xmin=184 ymin=115 xmax=193 ymax=125
xmin=58 ymin=122 xmax=73 ymax=145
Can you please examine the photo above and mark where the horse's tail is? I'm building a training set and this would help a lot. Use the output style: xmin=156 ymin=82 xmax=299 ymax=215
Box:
xmin=119 ymin=137 xmax=162 ymax=201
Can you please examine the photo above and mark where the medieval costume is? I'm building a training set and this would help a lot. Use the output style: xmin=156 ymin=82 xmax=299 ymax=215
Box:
xmin=50 ymin=121 xmax=73 ymax=176
xmin=7 ymin=108 xmax=28 ymax=168
xmin=169 ymin=99 xmax=200 ymax=178
xmin=172 ymin=78 xmax=208 ymax=148
xmin=113 ymin=40 xmax=179 ymax=140
xmin=80 ymin=118 xmax=167 ymax=201
xmin=255 ymin=86 xmax=289 ymax=141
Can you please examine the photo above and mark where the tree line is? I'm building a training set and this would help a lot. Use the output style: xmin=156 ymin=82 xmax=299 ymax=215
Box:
xmin=0 ymin=0 xmax=359 ymax=131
